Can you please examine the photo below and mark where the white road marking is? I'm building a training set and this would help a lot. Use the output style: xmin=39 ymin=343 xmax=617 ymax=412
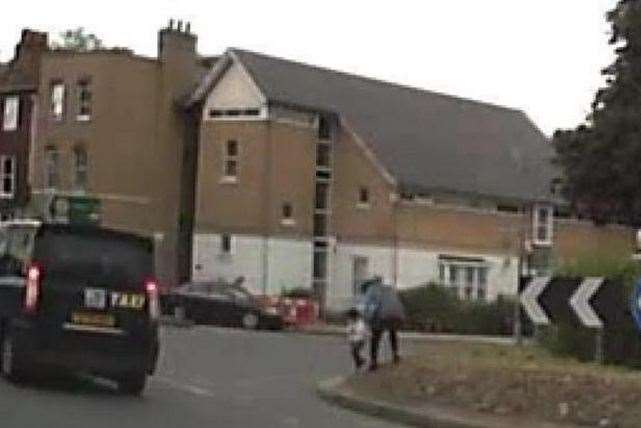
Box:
xmin=153 ymin=376 xmax=217 ymax=398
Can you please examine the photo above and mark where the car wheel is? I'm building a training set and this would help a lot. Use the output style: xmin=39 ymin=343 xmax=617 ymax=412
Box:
xmin=117 ymin=373 xmax=147 ymax=396
xmin=1 ymin=327 xmax=28 ymax=383
xmin=241 ymin=312 xmax=259 ymax=330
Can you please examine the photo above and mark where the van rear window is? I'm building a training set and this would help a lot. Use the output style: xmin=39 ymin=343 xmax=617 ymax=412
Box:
xmin=33 ymin=229 xmax=153 ymax=286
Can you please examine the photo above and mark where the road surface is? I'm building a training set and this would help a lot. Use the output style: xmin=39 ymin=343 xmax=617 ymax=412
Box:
xmin=0 ymin=326 xmax=404 ymax=427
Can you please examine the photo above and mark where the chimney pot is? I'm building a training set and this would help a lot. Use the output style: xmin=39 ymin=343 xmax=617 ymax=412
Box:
xmin=186 ymin=22 xmax=191 ymax=34
xmin=177 ymin=20 xmax=183 ymax=32
xmin=169 ymin=18 xmax=175 ymax=30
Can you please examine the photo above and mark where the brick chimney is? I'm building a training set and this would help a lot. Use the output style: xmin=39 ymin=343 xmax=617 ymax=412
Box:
xmin=157 ymin=19 xmax=199 ymax=100
xmin=13 ymin=29 xmax=48 ymax=83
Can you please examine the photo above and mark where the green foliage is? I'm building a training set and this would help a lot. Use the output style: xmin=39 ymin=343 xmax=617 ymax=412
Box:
xmin=52 ymin=27 xmax=103 ymax=51
xmin=541 ymin=251 xmax=641 ymax=367
xmin=399 ymin=283 xmax=514 ymax=336
xmin=553 ymin=0 xmax=641 ymax=226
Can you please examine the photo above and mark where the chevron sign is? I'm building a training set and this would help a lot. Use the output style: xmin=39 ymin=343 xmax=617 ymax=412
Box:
xmin=519 ymin=276 xmax=623 ymax=329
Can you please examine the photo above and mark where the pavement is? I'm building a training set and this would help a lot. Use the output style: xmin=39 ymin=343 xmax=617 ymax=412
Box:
xmin=0 ymin=325 xmax=407 ymax=428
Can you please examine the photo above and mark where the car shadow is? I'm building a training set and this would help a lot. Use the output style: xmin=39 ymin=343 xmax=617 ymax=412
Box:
xmin=11 ymin=372 xmax=125 ymax=397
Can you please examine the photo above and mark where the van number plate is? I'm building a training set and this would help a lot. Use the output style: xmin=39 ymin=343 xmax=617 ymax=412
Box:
xmin=84 ymin=288 xmax=107 ymax=310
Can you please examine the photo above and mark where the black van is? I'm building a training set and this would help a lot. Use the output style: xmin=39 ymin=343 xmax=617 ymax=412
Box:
xmin=0 ymin=221 xmax=159 ymax=395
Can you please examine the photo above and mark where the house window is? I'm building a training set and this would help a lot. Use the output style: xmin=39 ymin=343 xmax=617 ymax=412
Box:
xmin=358 ymin=186 xmax=370 ymax=207
xmin=318 ymin=115 xmax=331 ymax=140
xmin=316 ymin=143 xmax=331 ymax=169
xmin=2 ymin=96 xmax=19 ymax=132
xmin=44 ymin=146 xmax=60 ymax=189
xmin=533 ymin=204 xmax=554 ymax=246
xmin=223 ymin=140 xmax=239 ymax=180
xmin=221 ymin=233 xmax=233 ymax=255
xmin=51 ymin=82 xmax=65 ymax=121
xmin=439 ymin=260 xmax=490 ymax=301
xmin=315 ymin=182 xmax=329 ymax=211
xmin=282 ymin=202 xmax=294 ymax=225
xmin=77 ymin=79 xmax=92 ymax=121
xmin=0 ymin=156 xmax=16 ymax=198
xmin=73 ymin=147 xmax=88 ymax=192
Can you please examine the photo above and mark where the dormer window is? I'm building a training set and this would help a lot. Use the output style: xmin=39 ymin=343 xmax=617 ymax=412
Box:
xmin=533 ymin=204 xmax=554 ymax=246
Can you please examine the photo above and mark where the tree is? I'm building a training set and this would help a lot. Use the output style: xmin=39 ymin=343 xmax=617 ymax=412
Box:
xmin=52 ymin=27 xmax=103 ymax=51
xmin=553 ymin=0 xmax=641 ymax=226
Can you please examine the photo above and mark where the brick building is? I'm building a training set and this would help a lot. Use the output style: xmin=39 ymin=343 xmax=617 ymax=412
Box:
xmin=186 ymin=49 xmax=635 ymax=310
xmin=26 ymin=21 xmax=213 ymax=285
xmin=3 ymin=25 xmax=635 ymax=307
xmin=0 ymin=30 xmax=48 ymax=219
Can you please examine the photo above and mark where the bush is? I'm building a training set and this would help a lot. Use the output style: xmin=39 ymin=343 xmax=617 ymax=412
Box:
xmin=399 ymin=283 xmax=515 ymax=336
xmin=541 ymin=251 xmax=641 ymax=367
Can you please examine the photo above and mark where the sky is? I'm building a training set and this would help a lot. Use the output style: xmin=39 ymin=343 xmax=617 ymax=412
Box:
xmin=0 ymin=0 xmax=619 ymax=135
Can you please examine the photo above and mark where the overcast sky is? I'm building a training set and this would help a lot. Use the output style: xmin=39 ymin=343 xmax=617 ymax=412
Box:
xmin=1 ymin=0 xmax=618 ymax=135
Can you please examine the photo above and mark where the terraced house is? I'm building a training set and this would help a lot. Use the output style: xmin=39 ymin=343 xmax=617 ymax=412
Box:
xmin=3 ymin=24 xmax=635 ymax=309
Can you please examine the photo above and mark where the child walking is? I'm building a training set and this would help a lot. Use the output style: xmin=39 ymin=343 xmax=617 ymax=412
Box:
xmin=346 ymin=307 xmax=368 ymax=371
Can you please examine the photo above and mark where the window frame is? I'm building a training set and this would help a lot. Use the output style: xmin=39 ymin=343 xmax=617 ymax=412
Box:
xmin=76 ymin=79 xmax=92 ymax=122
xmin=532 ymin=203 xmax=554 ymax=247
xmin=222 ymin=139 xmax=239 ymax=183
xmin=72 ymin=146 xmax=89 ymax=192
xmin=220 ymin=233 xmax=234 ymax=256
xmin=50 ymin=82 xmax=65 ymax=121
xmin=0 ymin=156 xmax=16 ymax=199
xmin=2 ymin=96 xmax=20 ymax=132
xmin=44 ymin=146 xmax=60 ymax=190
xmin=357 ymin=186 xmax=371 ymax=209
xmin=281 ymin=202 xmax=295 ymax=226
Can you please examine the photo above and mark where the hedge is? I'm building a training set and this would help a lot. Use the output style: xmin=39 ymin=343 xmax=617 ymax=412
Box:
xmin=398 ymin=283 xmax=515 ymax=336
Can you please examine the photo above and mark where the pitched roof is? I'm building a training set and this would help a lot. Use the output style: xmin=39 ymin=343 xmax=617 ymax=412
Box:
xmin=197 ymin=49 xmax=557 ymax=202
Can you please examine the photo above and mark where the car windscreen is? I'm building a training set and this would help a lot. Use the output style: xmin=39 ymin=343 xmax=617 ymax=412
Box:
xmin=33 ymin=227 xmax=153 ymax=287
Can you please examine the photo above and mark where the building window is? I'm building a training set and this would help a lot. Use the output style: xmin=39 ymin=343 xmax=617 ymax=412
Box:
xmin=51 ymin=82 xmax=65 ymax=121
xmin=208 ymin=108 xmax=261 ymax=119
xmin=221 ymin=234 xmax=233 ymax=255
xmin=313 ymin=250 xmax=328 ymax=280
xmin=281 ymin=202 xmax=294 ymax=225
xmin=0 ymin=156 xmax=16 ymax=199
xmin=223 ymin=140 xmax=239 ymax=181
xmin=2 ymin=96 xmax=19 ymax=132
xmin=77 ymin=79 xmax=92 ymax=121
xmin=316 ymin=143 xmax=331 ymax=169
xmin=533 ymin=204 xmax=553 ymax=246
xmin=44 ymin=146 xmax=60 ymax=190
xmin=73 ymin=146 xmax=88 ymax=192
xmin=357 ymin=186 xmax=370 ymax=207
xmin=439 ymin=260 xmax=489 ymax=301
xmin=315 ymin=182 xmax=329 ymax=211
xmin=318 ymin=115 xmax=331 ymax=140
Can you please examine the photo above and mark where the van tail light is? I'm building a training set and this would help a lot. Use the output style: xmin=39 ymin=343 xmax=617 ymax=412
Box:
xmin=24 ymin=264 xmax=41 ymax=314
xmin=145 ymin=279 xmax=160 ymax=321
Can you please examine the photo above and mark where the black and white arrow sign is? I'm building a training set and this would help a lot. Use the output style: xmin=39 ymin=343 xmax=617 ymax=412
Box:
xmin=520 ymin=276 xmax=551 ymax=326
xmin=519 ymin=276 xmax=616 ymax=329
xmin=570 ymin=277 xmax=604 ymax=329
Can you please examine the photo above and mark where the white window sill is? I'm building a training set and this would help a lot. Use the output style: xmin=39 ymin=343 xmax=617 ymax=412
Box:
xmin=2 ymin=127 xmax=17 ymax=133
xmin=532 ymin=239 xmax=553 ymax=248
xmin=281 ymin=219 xmax=296 ymax=227
xmin=356 ymin=203 xmax=371 ymax=210
xmin=0 ymin=194 xmax=14 ymax=200
xmin=76 ymin=115 xmax=92 ymax=122
xmin=219 ymin=177 xmax=238 ymax=185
